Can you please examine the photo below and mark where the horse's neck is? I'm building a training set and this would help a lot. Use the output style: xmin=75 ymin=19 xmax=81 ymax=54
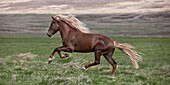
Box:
xmin=58 ymin=22 xmax=74 ymax=40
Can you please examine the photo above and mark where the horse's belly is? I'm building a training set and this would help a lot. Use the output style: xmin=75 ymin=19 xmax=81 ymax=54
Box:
xmin=74 ymin=42 xmax=93 ymax=52
xmin=74 ymin=33 xmax=98 ymax=52
xmin=74 ymin=46 xmax=93 ymax=52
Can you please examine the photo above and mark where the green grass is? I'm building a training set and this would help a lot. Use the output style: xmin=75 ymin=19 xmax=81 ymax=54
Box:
xmin=0 ymin=36 xmax=170 ymax=85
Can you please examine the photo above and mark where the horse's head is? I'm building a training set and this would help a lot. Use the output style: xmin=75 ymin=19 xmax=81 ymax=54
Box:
xmin=47 ymin=16 xmax=61 ymax=37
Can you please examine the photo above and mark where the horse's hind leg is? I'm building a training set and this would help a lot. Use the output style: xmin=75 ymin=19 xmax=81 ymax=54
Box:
xmin=81 ymin=51 xmax=102 ymax=70
xmin=103 ymin=48 xmax=117 ymax=76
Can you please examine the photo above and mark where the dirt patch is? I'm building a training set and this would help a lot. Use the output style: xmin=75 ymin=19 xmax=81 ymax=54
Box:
xmin=15 ymin=52 xmax=38 ymax=60
xmin=0 ymin=58 xmax=5 ymax=65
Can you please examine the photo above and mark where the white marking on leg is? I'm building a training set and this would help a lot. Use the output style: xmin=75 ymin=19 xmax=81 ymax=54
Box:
xmin=61 ymin=54 xmax=65 ymax=58
xmin=82 ymin=65 xmax=86 ymax=70
xmin=48 ymin=56 xmax=55 ymax=61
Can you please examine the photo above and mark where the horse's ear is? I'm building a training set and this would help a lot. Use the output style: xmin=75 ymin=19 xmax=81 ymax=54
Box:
xmin=51 ymin=16 xmax=56 ymax=20
xmin=67 ymin=15 xmax=74 ymax=18
xmin=51 ymin=16 xmax=61 ymax=21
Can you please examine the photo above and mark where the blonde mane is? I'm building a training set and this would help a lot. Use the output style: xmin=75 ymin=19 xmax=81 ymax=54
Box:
xmin=54 ymin=15 xmax=90 ymax=33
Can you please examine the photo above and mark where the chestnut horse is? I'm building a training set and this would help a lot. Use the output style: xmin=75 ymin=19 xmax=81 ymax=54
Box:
xmin=47 ymin=15 xmax=142 ymax=76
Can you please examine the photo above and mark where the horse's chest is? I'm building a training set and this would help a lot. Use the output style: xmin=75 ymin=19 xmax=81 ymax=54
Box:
xmin=62 ymin=39 xmax=73 ymax=46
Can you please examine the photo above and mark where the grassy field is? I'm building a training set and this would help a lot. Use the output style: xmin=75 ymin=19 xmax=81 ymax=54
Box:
xmin=0 ymin=36 xmax=170 ymax=85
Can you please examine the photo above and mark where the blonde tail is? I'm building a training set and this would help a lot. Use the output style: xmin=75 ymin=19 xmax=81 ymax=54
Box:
xmin=113 ymin=41 xmax=142 ymax=69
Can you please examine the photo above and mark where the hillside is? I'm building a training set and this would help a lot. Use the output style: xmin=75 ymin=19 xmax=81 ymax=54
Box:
xmin=0 ymin=0 xmax=169 ymax=14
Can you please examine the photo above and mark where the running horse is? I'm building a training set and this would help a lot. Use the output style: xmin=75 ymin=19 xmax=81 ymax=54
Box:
xmin=47 ymin=15 xmax=142 ymax=76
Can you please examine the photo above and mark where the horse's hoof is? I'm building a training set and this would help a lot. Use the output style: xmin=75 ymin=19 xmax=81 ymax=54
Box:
xmin=80 ymin=66 xmax=86 ymax=71
xmin=48 ymin=60 xmax=52 ymax=64
xmin=64 ymin=54 xmax=69 ymax=57
xmin=48 ymin=56 xmax=55 ymax=64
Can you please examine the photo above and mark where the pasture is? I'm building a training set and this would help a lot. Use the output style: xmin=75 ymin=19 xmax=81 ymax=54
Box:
xmin=0 ymin=36 xmax=169 ymax=85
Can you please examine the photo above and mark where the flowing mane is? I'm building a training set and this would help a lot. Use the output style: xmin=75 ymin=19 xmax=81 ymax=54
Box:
xmin=54 ymin=15 xmax=90 ymax=33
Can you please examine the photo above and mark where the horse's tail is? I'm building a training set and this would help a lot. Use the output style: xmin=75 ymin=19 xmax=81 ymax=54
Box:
xmin=113 ymin=41 xmax=142 ymax=69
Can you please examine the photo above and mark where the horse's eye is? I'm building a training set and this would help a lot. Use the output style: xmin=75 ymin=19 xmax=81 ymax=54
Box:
xmin=51 ymin=22 xmax=54 ymax=25
xmin=52 ymin=21 xmax=55 ymax=23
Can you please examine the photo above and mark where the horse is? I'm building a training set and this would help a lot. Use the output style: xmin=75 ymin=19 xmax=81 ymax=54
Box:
xmin=47 ymin=15 xmax=142 ymax=76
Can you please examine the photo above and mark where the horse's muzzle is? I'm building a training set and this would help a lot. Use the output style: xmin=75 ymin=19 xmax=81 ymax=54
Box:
xmin=47 ymin=33 xmax=52 ymax=37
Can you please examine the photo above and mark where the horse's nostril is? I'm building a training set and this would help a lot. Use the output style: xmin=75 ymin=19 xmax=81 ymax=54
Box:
xmin=47 ymin=33 xmax=52 ymax=37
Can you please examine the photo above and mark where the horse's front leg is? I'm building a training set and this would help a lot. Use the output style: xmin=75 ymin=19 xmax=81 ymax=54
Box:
xmin=48 ymin=46 xmax=72 ymax=64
